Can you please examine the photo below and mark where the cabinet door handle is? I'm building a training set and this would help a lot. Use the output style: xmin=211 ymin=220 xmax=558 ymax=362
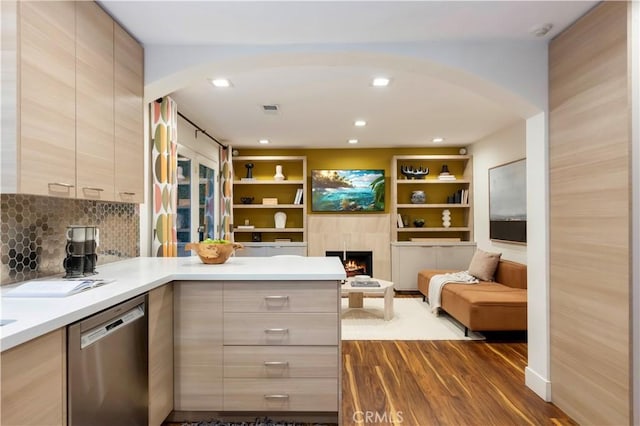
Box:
xmin=264 ymin=394 xmax=289 ymax=400
xmin=83 ymin=187 xmax=104 ymax=192
xmin=263 ymin=361 xmax=289 ymax=367
xmin=49 ymin=182 xmax=74 ymax=188
xmin=264 ymin=328 xmax=289 ymax=333
xmin=121 ymin=191 xmax=136 ymax=196
xmin=264 ymin=296 xmax=289 ymax=301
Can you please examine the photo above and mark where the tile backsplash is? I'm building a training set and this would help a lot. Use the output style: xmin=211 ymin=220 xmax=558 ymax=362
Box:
xmin=1 ymin=194 xmax=139 ymax=285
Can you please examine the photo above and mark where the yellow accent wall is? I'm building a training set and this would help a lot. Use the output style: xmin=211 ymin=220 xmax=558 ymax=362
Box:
xmin=236 ymin=147 xmax=460 ymax=214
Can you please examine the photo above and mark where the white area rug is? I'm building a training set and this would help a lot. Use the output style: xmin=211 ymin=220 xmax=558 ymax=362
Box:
xmin=341 ymin=297 xmax=484 ymax=341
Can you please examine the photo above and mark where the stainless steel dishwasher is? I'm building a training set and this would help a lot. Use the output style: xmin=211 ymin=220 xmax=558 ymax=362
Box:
xmin=68 ymin=294 xmax=148 ymax=426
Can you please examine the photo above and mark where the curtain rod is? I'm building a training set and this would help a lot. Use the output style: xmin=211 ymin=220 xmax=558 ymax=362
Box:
xmin=155 ymin=98 xmax=227 ymax=149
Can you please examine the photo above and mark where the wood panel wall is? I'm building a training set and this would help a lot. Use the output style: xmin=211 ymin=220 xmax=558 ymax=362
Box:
xmin=549 ymin=2 xmax=631 ymax=425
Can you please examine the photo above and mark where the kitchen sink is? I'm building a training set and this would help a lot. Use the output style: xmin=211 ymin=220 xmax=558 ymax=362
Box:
xmin=0 ymin=319 xmax=16 ymax=327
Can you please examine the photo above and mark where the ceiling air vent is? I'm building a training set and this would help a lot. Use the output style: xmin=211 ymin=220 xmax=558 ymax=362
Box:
xmin=262 ymin=104 xmax=279 ymax=114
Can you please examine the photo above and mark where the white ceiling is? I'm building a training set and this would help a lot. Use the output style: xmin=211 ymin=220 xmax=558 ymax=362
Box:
xmin=99 ymin=1 xmax=597 ymax=149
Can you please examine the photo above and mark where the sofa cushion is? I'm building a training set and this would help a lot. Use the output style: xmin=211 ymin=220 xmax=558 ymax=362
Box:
xmin=441 ymin=283 xmax=527 ymax=331
xmin=467 ymin=249 xmax=501 ymax=281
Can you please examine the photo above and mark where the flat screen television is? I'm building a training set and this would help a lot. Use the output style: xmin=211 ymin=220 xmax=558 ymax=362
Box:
xmin=311 ymin=169 xmax=385 ymax=212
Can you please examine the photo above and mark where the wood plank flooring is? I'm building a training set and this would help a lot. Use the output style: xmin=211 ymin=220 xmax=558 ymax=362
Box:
xmin=165 ymin=295 xmax=576 ymax=426
xmin=342 ymin=340 xmax=575 ymax=426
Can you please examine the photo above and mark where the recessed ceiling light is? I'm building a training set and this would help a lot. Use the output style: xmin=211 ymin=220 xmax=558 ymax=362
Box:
xmin=348 ymin=139 xmax=359 ymax=144
xmin=354 ymin=120 xmax=367 ymax=127
xmin=432 ymin=137 xmax=444 ymax=143
xmin=258 ymin=139 xmax=270 ymax=144
xmin=372 ymin=77 xmax=390 ymax=87
xmin=211 ymin=78 xmax=231 ymax=87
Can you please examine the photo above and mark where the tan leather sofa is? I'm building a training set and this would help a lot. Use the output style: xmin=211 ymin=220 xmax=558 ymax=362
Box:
xmin=417 ymin=259 xmax=527 ymax=335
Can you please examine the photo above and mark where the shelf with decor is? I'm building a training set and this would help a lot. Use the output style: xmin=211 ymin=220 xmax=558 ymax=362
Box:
xmin=391 ymin=154 xmax=474 ymax=243
xmin=232 ymin=156 xmax=307 ymax=249
xmin=390 ymin=154 xmax=476 ymax=290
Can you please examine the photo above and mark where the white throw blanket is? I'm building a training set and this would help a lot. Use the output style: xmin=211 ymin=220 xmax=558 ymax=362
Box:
xmin=428 ymin=271 xmax=479 ymax=315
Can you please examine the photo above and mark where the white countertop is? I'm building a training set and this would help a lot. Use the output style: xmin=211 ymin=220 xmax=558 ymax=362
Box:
xmin=0 ymin=256 xmax=346 ymax=352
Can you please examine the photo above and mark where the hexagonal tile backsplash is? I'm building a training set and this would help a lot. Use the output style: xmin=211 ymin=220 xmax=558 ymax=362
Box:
xmin=1 ymin=194 xmax=139 ymax=285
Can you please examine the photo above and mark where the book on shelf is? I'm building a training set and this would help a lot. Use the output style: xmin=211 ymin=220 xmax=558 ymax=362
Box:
xmin=293 ymin=188 xmax=303 ymax=204
xmin=461 ymin=189 xmax=469 ymax=204
xmin=262 ymin=198 xmax=278 ymax=205
xmin=438 ymin=175 xmax=457 ymax=181
xmin=274 ymin=238 xmax=292 ymax=242
xmin=240 ymin=177 xmax=256 ymax=181
xmin=237 ymin=225 xmax=255 ymax=229
xmin=397 ymin=213 xmax=404 ymax=228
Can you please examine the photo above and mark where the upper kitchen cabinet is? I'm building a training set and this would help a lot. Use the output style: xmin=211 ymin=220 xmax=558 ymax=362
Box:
xmin=16 ymin=1 xmax=77 ymax=198
xmin=76 ymin=1 xmax=115 ymax=201
xmin=0 ymin=1 xmax=144 ymax=202
xmin=114 ymin=23 xmax=144 ymax=203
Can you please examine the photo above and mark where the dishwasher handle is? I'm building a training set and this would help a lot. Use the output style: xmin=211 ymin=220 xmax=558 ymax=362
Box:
xmin=80 ymin=304 xmax=145 ymax=349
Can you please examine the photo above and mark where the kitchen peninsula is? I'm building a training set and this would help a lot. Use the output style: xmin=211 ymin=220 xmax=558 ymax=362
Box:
xmin=1 ymin=256 xmax=346 ymax=425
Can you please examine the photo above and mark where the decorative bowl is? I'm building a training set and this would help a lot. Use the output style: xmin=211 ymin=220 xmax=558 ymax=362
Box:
xmin=240 ymin=196 xmax=254 ymax=204
xmin=185 ymin=241 xmax=244 ymax=264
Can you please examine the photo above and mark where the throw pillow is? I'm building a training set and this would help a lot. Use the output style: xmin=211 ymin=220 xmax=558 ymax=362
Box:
xmin=468 ymin=249 xmax=502 ymax=281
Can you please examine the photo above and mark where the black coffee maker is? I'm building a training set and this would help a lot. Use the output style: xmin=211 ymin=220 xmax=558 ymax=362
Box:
xmin=64 ymin=225 xmax=98 ymax=278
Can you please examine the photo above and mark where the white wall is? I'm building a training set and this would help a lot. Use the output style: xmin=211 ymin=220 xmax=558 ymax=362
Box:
xmin=467 ymin=120 xmax=527 ymax=264
xmin=177 ymin=115 xmax=220 ymax=161
xmin=524 ymin=112 xmax=551 ymax=400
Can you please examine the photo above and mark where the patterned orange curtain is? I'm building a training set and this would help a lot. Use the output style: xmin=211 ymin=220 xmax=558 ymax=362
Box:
xmin=219 ymin=145 xmax=234 ymax=241
xmin=151 ymin=97 xmax=178 ymax=256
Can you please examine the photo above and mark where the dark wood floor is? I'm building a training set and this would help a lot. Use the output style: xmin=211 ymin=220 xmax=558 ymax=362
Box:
xmin=166 ymin=295 xmax=576 ymax=426
xmin=342 ymin=340 xmax=575 ymax=426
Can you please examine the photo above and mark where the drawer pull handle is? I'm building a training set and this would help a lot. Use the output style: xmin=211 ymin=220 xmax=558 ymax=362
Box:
xmin=264 ymin=394 xmax=289 ymax=400
xmin=264 ymin=328 xmax=289 ymax=334
xmin=49 ymin=182 xmax=74 ymax=188
xmin=121 ymin=191 xmax=136 ymax=196
xmin=264 ymin=361 xmax=289 ymax=367
xmin=83 ymin=187 xmax=104 ymax=192
xmin=265 ymin=296 xmax=289 ymax=301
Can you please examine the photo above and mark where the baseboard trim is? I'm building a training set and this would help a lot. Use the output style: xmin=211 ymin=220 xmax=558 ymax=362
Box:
xmin=525 ymin=366 xmax=551 ymax=401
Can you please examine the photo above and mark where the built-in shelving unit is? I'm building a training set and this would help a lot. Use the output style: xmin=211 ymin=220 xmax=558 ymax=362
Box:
xmin=391 ymin=155 xmax=474 ymax=242
xmin=232 ymin=156 xmax=307 ymax=254
xmin=390 ymin=154 xmax=476 ymax=290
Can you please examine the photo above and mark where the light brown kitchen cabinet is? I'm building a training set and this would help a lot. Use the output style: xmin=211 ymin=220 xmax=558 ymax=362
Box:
xmin=148 ymin=284 xmax=174 ymax=426
xmin=173 ymin=281 xmax=224 ymax=411
xmin=114 ymin=23 xmax=144 ymax=203
xmin=17 ymin=0 xmax=77 ymax=198
xmin=75 ymin=1 xmax=115 ymax=201
xmin=0 ymin=329 xmax=67 ymax=426
xmin=1 ymin=1 xmax=144 ymax=202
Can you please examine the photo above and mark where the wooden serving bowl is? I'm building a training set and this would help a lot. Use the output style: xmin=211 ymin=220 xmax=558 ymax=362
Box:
xmin=185 ymin=242 xmax=243 ymax=264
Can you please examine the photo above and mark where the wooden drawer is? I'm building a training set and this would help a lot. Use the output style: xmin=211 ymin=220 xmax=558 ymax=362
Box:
xmin=224 ymin=313 xmax=338 ymax=345
xmin=223 ymin=378 xmax=338 ymax=412
xmin=224 ymin=281 xmax=338 ymax=313
xmin=224 ymin=346 xmax=338 ymax=378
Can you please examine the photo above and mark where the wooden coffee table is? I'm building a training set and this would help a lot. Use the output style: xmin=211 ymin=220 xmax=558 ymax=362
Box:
xmin=341 ymin=278 xmax=394 ymax=321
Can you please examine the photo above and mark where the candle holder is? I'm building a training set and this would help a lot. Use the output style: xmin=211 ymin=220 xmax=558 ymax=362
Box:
xmin=245 ymin=163 xmax=254 ymax=179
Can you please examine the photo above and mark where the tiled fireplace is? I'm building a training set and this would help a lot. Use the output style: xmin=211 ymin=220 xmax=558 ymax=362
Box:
xmin=326 ymin=250 xmax=373 ymax=277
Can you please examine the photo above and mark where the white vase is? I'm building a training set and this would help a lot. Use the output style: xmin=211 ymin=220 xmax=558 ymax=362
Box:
xmin=274 ymin=211 xmax=287 ymax=229
xmin=274 ymin=165 xmax=285 ymax=181
xmin=442 ymin=209 xmax=451 ymax=227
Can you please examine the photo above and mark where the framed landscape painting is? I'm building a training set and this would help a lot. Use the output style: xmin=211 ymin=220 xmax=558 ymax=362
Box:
xmin=489 ymin=159 xmax=527 ymax=243
xmin=311 ymin=169 xmax=385 ymax=212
